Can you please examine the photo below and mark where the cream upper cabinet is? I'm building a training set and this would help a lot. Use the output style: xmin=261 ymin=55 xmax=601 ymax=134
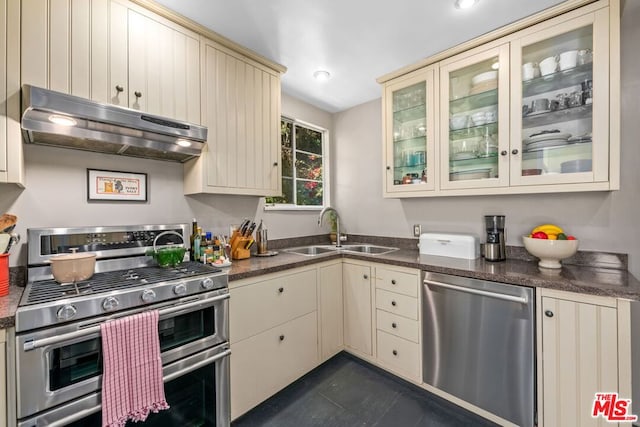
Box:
xmin=439 ymin=43 xmax=510 ymax=191
xmin=0 ymin=0 xmax=23 ymax=185
xmin=183 ymin=38 xmax=282 ymax=196
xmin=510 ymin=10 xmax=609 ymax=188
xmin=379 ymin=0 xmax=619 ymax=197
xmin=539 ymin=292 xmax=623 ymax=427
xmin=21 ymin=0 xmax=201 ymax=124
xmin=383 ymin=66 xmax=437 ymax=195
xmin=342 ymin=262 xmax=373 ymax=357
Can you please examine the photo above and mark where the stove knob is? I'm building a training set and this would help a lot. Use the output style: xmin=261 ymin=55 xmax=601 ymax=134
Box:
xmin=141 ymin=289 xmax=156 ymax=303
xmin=56 ymin=304 xmax=77 ymax=321
xmin=102 ymin=296 xmax=120 ymax=311
xmin=173 ymin=283 xmax=187 ymax=295
xmin=201 ymin=277 xmax=214 ymax=290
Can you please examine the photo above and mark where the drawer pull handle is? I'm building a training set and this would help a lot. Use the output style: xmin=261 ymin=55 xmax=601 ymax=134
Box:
xmin=363 ymin=274 xmax=368 ymax=279
xmin=392 ymin=350 xmax=398 ymax=356
xmin=391 ymin=279 xmax=396 ymax=285
xmin=134 ymin=90 xmax=143 ymax=98
xmin=279 ymin=335 xmax=285 ymax=341
xmin=391 ymin=322 xmax=397 ymax=329
xmin=115 ymin=84 xmax=124 ymax=92
xmin=545 ymin=310 xmax=554 ymax=318
xmin=391 ymin=300 xmax=397 ymax=307
xmin=278 ymin=287 xmax=284 ymax=293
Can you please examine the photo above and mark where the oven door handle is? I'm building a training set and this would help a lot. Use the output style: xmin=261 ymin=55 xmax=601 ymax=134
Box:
xmin=45 ymin=349 xmax=232 ymax=427
xmin=22 ymin=293 xmax=230 ymax=351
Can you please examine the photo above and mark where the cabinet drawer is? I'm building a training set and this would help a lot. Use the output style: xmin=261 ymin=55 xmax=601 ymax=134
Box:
xmin=376 ymin=309 xmax=419 ymax=343
xmin=231 ymin=311 xmax=318 ymax=419
xmin=375 ymin=289 xmax=418 ymax=320
xmin=230 ymin=269 xmax=317 ymax=343
xmin=376 ymin=330 xmax=420 ymax=381
xmin=375 ymin=268 xmax=418 ymax=297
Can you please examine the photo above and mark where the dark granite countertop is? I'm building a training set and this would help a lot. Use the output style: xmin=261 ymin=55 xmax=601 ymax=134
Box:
xmin=3 ymin=243 xmax=639 ymax=330
xmin=226 ymin=247 xmax=640 ymax=301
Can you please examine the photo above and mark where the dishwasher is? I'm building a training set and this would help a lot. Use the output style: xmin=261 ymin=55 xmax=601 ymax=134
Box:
xmin=422 ymin=271 xmax=535 ymax=427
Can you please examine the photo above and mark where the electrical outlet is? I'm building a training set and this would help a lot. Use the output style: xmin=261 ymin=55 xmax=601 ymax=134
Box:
xmin=413 ymin=224 xmax=422 ymax=237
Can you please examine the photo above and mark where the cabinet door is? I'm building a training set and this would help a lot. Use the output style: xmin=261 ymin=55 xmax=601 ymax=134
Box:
xmin=383 ymin=66 xmax=437 ymax=195
xmin=230 ymin=312 xmax=318 ymax=420
xmin=342 ymin=263 xmax=372 ymax=356
xmin=510 ymin=10 xmax=609 ymax=187
xmin=319 ymin=262 xmax=344 ymax=361
xmin=127 ymin=7 xmax=200 ymax=123
xmin=0 ymin=329 xmax=5 ymax=427
xmin=541 ymin=297 xmax=618 ymax=427
xmin=197 ymin=40 xmax=281 ymax=195
xmin=439 ymin=43 xmax=510 ymax=190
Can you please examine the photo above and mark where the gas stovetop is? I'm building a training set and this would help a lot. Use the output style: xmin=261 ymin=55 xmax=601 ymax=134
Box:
xmin=16 ymin=224 xmax=230 ymax=333
xmin=22 ymin=262 xmax=222 ymax=306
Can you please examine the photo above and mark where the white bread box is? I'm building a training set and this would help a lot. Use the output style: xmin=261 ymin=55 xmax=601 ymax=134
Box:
xmin=418 ymin=233 xmax=480 ymax=259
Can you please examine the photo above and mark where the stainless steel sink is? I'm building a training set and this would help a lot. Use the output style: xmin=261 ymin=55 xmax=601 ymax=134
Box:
xmin=340 ymin=244 xmax=399 ymax=255
xmin=283 ymin=245 xmax=339 ymax=256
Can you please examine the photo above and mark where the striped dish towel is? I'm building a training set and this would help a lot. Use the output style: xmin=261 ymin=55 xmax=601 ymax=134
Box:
xmin=101 ymin=310 xmax=169 ymax=427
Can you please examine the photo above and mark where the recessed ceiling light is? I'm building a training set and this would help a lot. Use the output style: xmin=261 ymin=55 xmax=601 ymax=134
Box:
xmin=48 ymin=114 xmax=77 ymax=127
xmin=313 ymin=70 xmax=331 ymax=81
xmin=176 ymin=139 xmax=192 ymax=147
xmin=455 ymin=0 xmax=479 ymax=9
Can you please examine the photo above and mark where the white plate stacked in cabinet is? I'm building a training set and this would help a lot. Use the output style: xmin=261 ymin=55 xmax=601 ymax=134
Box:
xmin=229 ymin=267 xmax=319 ymax=420
xmin=374 ymin=266 xmax=421 ymax=382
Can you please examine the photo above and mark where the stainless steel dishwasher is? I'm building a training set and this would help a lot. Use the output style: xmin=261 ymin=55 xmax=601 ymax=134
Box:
xmin=422 ymin=271 xmax=535 ymax=427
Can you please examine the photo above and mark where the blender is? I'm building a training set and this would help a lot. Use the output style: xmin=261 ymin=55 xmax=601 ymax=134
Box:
xmin=484 ymin=215 xmax=506 ymax=261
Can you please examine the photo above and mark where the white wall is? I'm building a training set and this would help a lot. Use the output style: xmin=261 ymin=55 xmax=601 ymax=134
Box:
xmin=333 ymin=2 xmax=640 ymax=278
xmin=0 ymin=93 xmax=332 ymax=267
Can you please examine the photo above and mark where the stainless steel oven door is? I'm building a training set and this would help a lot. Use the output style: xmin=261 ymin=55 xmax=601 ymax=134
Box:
xmin=15 ymin=289 xmax=229 ymax=419
xmin=18 ymin=344 xmax=231 ymax=427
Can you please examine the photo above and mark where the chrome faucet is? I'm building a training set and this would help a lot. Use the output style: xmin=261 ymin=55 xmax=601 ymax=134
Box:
xmin=318 ymin=207 xmax=341 ymax=248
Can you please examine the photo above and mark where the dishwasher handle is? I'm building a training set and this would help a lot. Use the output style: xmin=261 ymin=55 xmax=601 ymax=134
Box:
xmin=424 ymin=279 xmax=529 ymax=304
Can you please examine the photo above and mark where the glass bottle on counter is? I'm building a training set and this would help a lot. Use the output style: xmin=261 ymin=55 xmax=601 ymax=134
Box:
xmin=189 ymin=218 xmax=199 ymax=261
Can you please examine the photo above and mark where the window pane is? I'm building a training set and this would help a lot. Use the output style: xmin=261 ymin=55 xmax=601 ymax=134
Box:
xmin=295 ymin=125 xmax=322 ymax=155
xmin=295 ymin=152 xmax=323 ymax=180
xmin=281 ymin=121 xmax=292 ymax=150
xmin=296 ymin=180 xmax=323 ymax=206
xmin=267 ymin=177 xmax=293 ymax=204
xmin=282 ymin=147 xmax=293 ymax=177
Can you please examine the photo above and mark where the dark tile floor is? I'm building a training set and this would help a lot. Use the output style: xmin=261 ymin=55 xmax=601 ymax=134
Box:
xmin=232 ymin=352 xmax=499 ymax=427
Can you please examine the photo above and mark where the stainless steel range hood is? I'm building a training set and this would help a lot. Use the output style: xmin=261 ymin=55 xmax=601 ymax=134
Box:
xmin=21 ymin=85 xmax=207 ymax=163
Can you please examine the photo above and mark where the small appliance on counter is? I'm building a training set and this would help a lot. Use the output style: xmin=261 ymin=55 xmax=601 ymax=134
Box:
xmin=418 ymin=233 xmax=480 ymax=259
xmin=484 ymin=215 xmax=506 ymax=261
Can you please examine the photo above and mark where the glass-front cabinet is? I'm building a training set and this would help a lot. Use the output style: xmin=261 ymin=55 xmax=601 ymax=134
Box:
xmin=439 ymin=44 xmax=510 ymax=190
xmin=383 ymin=66 xmax=436 ymax=195
xmin=510 ymin=11 xmax=610 ymax=187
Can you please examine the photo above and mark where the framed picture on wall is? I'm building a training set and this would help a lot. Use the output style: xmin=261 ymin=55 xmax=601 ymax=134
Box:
xmin=87 ymin=169 xmax=148 ymax=202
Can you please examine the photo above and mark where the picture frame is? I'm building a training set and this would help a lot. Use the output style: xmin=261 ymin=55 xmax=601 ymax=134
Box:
xmin=87 ymin=169 xmax=148 ymax=202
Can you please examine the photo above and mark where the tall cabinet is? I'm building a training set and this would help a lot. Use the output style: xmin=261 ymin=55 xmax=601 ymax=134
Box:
xmin=183 ymin=39 xmax=283 ymax=196
xmin=0 ymin=0 xmax=22 ymax=186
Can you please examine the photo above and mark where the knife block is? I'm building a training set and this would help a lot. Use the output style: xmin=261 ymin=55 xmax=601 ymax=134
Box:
xmin=230 ymin=230 xmax=251 ymax=260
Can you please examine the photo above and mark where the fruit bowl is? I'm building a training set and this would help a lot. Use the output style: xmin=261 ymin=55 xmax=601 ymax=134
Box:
xmin=522 ymin=236 xmax=579 ymax=269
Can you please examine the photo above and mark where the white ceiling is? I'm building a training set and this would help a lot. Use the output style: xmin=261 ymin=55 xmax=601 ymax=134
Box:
xmin=154 ymin=0 xmax=566 ymax=113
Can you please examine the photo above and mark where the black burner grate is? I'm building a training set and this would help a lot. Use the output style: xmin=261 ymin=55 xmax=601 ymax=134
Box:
xmin=24 ymin=262 xmax=222 ymax=306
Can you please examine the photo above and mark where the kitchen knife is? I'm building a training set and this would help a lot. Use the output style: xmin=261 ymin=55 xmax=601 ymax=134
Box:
xmin=239 ymin=219 xmax=250 ymax=236
xmin=245 ymin=222 xmax=257 ymax=237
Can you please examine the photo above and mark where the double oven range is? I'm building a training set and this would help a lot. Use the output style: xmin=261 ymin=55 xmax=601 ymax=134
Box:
xmin=9 ymin=224 xmax=230 ymax=427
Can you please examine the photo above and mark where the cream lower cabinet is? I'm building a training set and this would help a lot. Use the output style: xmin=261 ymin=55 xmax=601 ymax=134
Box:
xmin=539 ymin=289 xmax=633 ymax=427
xmin=0 ymin=0 xmax=23 ymax=186
xmin=184 ymin=38 xmax=282 ymax=196
xmin=21 ymin=0 xmax=201 ymax=124
xmin=342 ymin=261 xmax=373 ymax=357
xmin=319 ymin=261 xmax=344 ymax=361
xmin=0 ymin=328 xmax=6 ymax=427
xmin=229 ymin=267 xmax=320 ymax=420
xmin=374 ymin=266 xmax=421 ymax=382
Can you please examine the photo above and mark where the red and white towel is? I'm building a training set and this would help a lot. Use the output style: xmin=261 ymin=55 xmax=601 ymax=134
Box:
xmin=101 ymin=310 xmax=169 ymax=427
